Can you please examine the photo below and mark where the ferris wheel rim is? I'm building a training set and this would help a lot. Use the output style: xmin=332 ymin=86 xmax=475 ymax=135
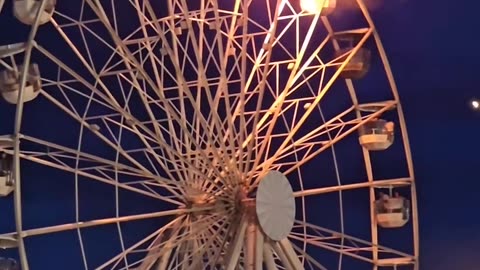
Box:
xmin=1 ymin=0 xmax=420 ymax=269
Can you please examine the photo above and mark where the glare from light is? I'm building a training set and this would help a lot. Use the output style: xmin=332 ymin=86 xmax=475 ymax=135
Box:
xmin=300 ymin=0 xmax=326 ymax=14
xmin=472 ymin=100 xmax=480 ymax=110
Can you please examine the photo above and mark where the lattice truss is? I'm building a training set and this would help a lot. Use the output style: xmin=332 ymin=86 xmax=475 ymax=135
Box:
xmin=0 ymin=0 xmax=418 ymax=269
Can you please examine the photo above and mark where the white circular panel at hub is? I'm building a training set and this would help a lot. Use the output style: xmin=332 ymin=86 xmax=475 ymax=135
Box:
xmin=255 ymin=171 xmax=295 ymax=241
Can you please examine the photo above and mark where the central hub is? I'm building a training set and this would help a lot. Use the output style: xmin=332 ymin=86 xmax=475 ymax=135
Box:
xmin=233 ymin=185 xmax=250 ymax=210
xmin=182 ymin=171 xmax=295 ymax=242
xmin=185 ymin=186 xmax=210 ymax=206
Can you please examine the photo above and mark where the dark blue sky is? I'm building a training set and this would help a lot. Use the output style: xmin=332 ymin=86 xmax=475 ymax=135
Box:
xmin=0 ymin=0 xmax=479 ymax=269
xmin=378 ymin=0 xmax=480 ymax=268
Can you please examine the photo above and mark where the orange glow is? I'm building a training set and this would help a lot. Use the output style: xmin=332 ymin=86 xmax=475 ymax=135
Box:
xmin=300 ymin=0 xmax=328 ymax=14
xmin=472 ymin=100 xmax=479 ymax=110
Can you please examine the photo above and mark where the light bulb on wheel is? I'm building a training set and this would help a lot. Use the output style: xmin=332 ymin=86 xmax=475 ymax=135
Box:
xmin=300 ymin=0 xmax=326 ymax=14
xmin=471 ymin=99 xmax=479 ymax=110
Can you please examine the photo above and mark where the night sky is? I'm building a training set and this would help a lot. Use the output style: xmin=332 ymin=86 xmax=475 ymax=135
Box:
xmin=0 ymin=0 xmax=479 ymax=269
xmin=377 ymin=0 xmax=480 ymax=268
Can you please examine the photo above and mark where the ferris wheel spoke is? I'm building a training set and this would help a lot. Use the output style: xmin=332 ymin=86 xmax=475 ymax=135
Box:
xmin=204 ymin=17 xmax=276 ymax=190
xmin=135 ymin=215 xmax=185 ymax=270
xmin=293 ymin=177 xmax=412 ymax=198
xmin=170 ymin=212 xmax=232 ymax=269
xmin=246 ymin=101 xmax=391 ymax=189
xmin=174 ymin=0 xmax=238 ymax=160
xmin=252 ymin=100 xmax=397 ymax=185
xmin=227 ymin=25 xmax=304 ymax=179
xmin=125 ymin=0 xmax=203 ymax=186
xmin=201 ymin=212 xmax=245 ymax=268
xmin=98 ymin=212 xmax=228 ymax=270
xmin=241 ymin=221 xmax=264 ymax=270
xmin=197 ymin=0 xmax=291 ymax=179
xmin=235 ymin=1 xmax=287 ymax=179
xmin=34 ymin=45 xmax=199 ymax=184
xmin=142 ymin=12 xmax=239 ymax=187
xmin=1 ymin=208 xmax=203 ymax=240
xmin=164 ymin=245 xmax=183 ymax=270
xmin=38 ymin=58 xmax=224 ymax=195
xmin=183 ymin=217 xmax=232 ymax=269
xmin=137 ymin=2 xmax=266 ymax=192
xmin=9 ymin=134 xmax=185 ymax=205
xmin=244 ymin=235 xmax=299 ymax=269
xmin=226 ymin=0 xmax=251 ymax=175
xmin=289 ymin=221 xmax=415 ymax=267
xmin=224 ymin=214 xmax=248 ymax=270
xmin=190 ymin=217 xmax=229 ymax=268
xmin=185 ymin=0 xmax=249 ymax=180
xmin=201 ymin=226 xmax=231 ymax=268
xmin=246 ymin=20 xmax=325 ymax=183
xmin=288 ymin=241 xmax=328 ymax=270
xmin=228 ymin=29 xmax=332 ymax=178
xmin=282 ymin=103 xmax=395 ymax=176
xmin=269 ymin=241 xmax=295 ymax=270
xmin=136 ymin=2 xmax=236 ymax=178
xmin=262 ymin=243 xmax=278 ymax=270
xmin=51 ymin=3 xmax=229 ymax=190
xmin=95 ymin=216 xmax=185 ymax=270
xmin=93 ymin=106 xmax=221 ymax=191
xmin=247 ymin=32 xmax=374 ymax=184
xmin=152 ymin=213 xmax=230 ymax=270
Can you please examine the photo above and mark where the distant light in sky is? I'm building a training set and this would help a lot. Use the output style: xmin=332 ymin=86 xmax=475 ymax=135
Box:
xmin=472 ymin=100 xmax=479 ymax=110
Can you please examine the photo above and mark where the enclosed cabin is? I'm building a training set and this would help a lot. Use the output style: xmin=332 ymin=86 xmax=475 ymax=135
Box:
xmin=0 ymin=153 xmax=13 ymax=197
xmin=333 ymin=32 xmax=371 ymax=79
xmin=358 ymin=119 xmax=394 ymax=151
xmin=0 ymin=43 xmax=26 ymax=59
xmin=300 ymin=0 xmax=336 ymax=16
xmin=14 ymin=0 xmax=56 ymax=25
xmin=375 ymin=193 xmax=410 ymax=228
xmin=0 ymin=258 xmax=19 ymax=270
xmin=0 ymin=64 xmax=41 ymax=104
xmin=0 ymin=235 xmax=17 ymax=250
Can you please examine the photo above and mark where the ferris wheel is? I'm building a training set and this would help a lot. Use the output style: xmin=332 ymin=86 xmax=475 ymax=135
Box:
xmin=0 ymin=0 xmax=419 ymax=269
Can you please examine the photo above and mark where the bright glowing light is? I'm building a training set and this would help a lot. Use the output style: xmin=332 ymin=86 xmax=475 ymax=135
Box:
xmin=472 ymin=100 xmax=480 ymax=110
xmin=300 ymin=0 xmax=326 ymax=14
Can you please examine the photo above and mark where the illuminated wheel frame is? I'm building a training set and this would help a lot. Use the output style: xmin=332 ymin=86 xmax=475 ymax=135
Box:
xmin=0 ymin=0 xmax=419 ymax=269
